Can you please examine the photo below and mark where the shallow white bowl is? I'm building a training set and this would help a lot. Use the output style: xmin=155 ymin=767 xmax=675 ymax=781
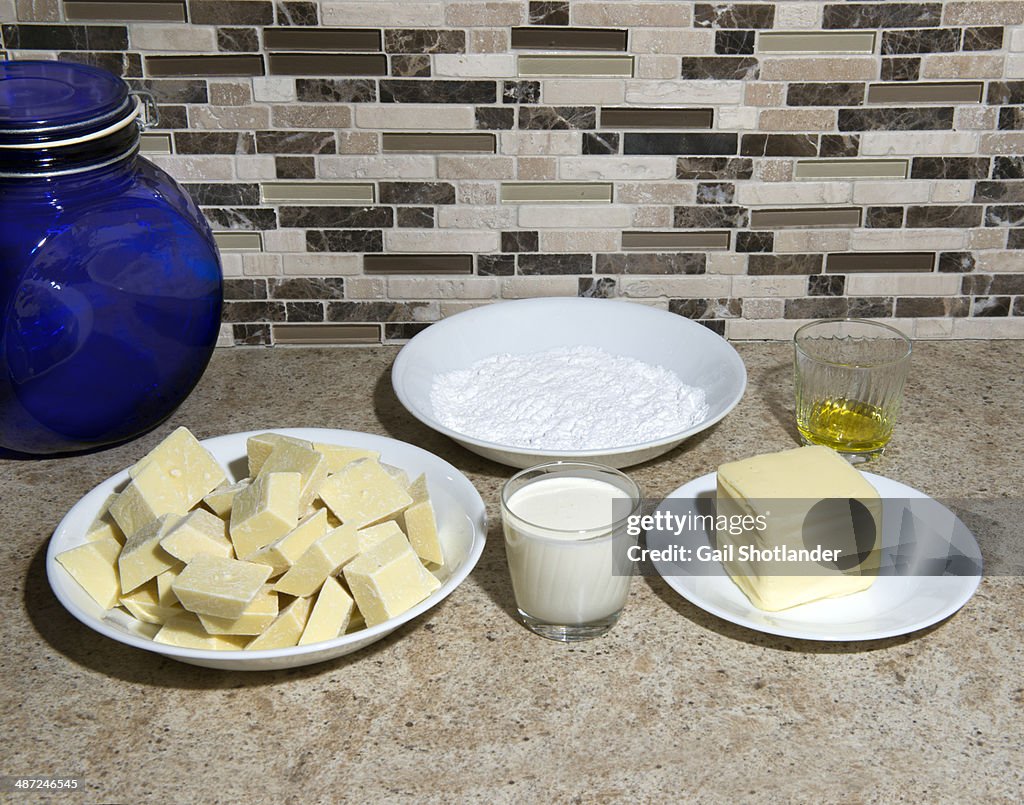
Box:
xmin=392 ymin=298 xmax=747 ymax=469
xmin=46 ymin=428 xmax=487 ymax=671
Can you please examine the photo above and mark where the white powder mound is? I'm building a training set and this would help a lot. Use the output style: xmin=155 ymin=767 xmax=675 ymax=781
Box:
xmin=429 ymin=345 xmax=709 ymax=450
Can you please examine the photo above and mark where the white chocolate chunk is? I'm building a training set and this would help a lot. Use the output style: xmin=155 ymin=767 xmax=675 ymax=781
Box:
xmin=172 ymin=555 xmax=272 ymax=619
xmin=119 ymin=580 xmax=182 ymax=624
xmin=86 ymin=494 xmax=125 ymax=545
xmin=249 ymin=508 xmax=329 ymax=575
xmin=311 ymin=442 xmax=379 ymax=474
xmin=118 ymin=514 xmax=182 ymax=593
xmin=716 ymin=445 xmax=882 ymax=611
xmin=257 ymin=440 xmax=327 ymax=508
xmin=357 ymin=520 xmax=406 ymax=545
xmin=298 ymin=576 xmax=354 ymax=646
xmin=399 ymin=475 xmax=443 ymax=565
xmin=272 ymin=523 xmax=362 ymax=597
xmin=246 ymin=433 xmax=311 ymax=477
xmin=246 ymin=596 xmax=312 ymax=650
xmin=202 ymin=479 xmax=250 ymax=519
xmin=153 ymin=613 xmax=250 ymax=650
xmin=110 ymin=460 xmax=190 ymax=539
xmin=155 ymin=565 xmax=184 ymax=607
xmin=343 ymin=533 xmax=441 ymax=627
xmin=317 ymin=459 xmax=413 ymax=529
xmin=160 ymin=508 xmax=233 ymax=563
xmin=229 ymin=471 xmax=301 ymax=559
xmin=55 ymin=536 xmax=122 ymax=609
xmin=381 ymin=462 xmax=410 ymax=489
xmin=129 ymin=426 xmax=225 ymax=509
xmin=198 ymin=585 xmax=279 ymax=635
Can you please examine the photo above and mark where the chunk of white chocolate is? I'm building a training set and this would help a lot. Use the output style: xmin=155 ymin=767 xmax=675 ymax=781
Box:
xmin=317 ymin=459 xmax=412 ymax=529
xmin=171 ymin=555 xmax=272 ymax=620
xmin=202 ymin=479 xmax=250 ymax=519
xmin=272 ymin=523 xmax=361 ymax=597
xmin=159 ymin=508 xmax=233 ymax=563
xmin=118 ymin=514 xmax=182 ymax=593
xmin=399 ymin=475 xmax=443 ymax=566
xmin=55 ymin=536 xmax=122 ymax=609
xmin=257 ymin=440 xmax=326 ymax=509
xmin=343 ymin=533 xmax=441 ymax=627
xmin=119 ymin=580 xmax=182 ymax=624
xmin=248 ymin=508 xmax=329 ymax=576
xmin=110 ymin=460 xmax=190 ymax=539
xmin=153 ymin=613 xmax=250 ymax=650
xmin=246 ymin=596 xmax=312 ymax=650
xmin=246 ymin=433 xmax=311 ymax=478
xmin=229 ymin=471 xmax=301 ymax=559
xmin=311 ymin=443 xmax=379 ymax=474
xmin=298 ymin=576 xmax=354 ymax=646
xmin=198 ymin=585 xmax=279 ymax=635
xmin=129 ymin=426 xmax=225 ymax=509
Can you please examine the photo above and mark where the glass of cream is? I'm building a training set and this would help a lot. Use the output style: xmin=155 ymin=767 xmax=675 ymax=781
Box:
xmin=500 ymin=461 xmax=642 ymax=642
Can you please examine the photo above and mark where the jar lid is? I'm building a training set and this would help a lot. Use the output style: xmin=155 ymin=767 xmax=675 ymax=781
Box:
xmin=0 ymin=59 xmax=132 ymax=145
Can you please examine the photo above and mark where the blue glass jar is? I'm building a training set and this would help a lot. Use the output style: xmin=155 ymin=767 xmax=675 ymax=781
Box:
xmin=0 ymin=60 xmax=222 ymax=455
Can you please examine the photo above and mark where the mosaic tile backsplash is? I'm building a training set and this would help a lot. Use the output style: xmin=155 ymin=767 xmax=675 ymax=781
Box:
xmin=3 ymin=0 xmax=1024 ymax=344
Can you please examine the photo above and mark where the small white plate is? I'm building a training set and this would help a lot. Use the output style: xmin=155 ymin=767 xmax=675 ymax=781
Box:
xmin=46 ymin=428 xmax=487 ymax=670
xmin=650 ymin=471 xmax=982 ymax=642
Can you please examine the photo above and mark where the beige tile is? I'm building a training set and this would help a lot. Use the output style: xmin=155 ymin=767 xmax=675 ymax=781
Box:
xmin=500 ymin=277 xmax=578 ymax=298
xmin=543 ymin=79 xmax=625 ymax=105
xmin=433 ymin=54 xmax=516 ymax=78
xmin=558 ymin=157 xmax=676 ymax=181
xmin=436 ymin=206 xmax=517 ymax=229
xmin=773 ymin=230 xmax=851 ymax=254
xmin=968 ymin=229 xmax=1008 ymax=250
xmin=571 ymin=3 xmax=692 ymax=27
xmin=440 ymin=301 xmax=493 ymax=317
xmin=188 ymin=106 xmax=271 ymax=130
xmin=140 ymin=133 xmax=173 ymax=155
xmin=630 ymin=29 xmax=714 ymax=54
xmin=731 ymin=275 xmax=809 ymax=297
xmin=499 ymin=131 xmax=580 ymax=156
xmin=846 ymin=273 xmax=961 ymax=296
xmin=920 ymin=54 xmax=1005 ymax=79
xmin=745 ymin=82 xmax=787 ymax=106
xmin=913 ymin=318 xmax=956 ymax=339
xmin=337 ymin=132 xmax=380 ymax=154
xmin=852 ymin=181 xmax=931 ymax=204
xmin=457 ymin=183 xmax=499 ymax=205
xmin=621 ymin=276 xmax=731 ymax=298
xmin=518 ymin=55 xmax=634 ymax=77
xmin=217 ymin=323 xmax=233 ymax=348
xmin=980 ymin=133 xmax=1024 ymax=154
xmin=252 ymin=77 xmax=296 ymax=103
xmin=263 ymin=230 xmax=307 ymax=253
xmin=234 ymin=156 xmax=277 ymax=180
xmin=446 ymin=1 xmax=523 ymax=25
xmin=271 ymin=105 xmax=351 ymax=128
xmin=616 ymin=182 xmax=695 ymax=205
xmin=951 ymin=318 xmax=1024 ymax=339
xmin=387 ymin=278 xmax=498 ymax=300
xmin=213 ymin=232 xmax=263 ymax=251
xmin=241 ymin=254 xmax=282 ymax=277
xmin=758 ymin=109 xmax=836 ymax=131
xmin=625 ymin=79 xmax=744 ymax=105
xmin=517 ymin=157 xmax=557 ymax=180
xmin=849 ymin=229 xmax=966 ymax=251
xmin=943 ymin=2 xmax=1024 ymax=25
xmin=631 ymin=207 xmax=672 ymax=228
xmin=150 ymin=155 xmax=235 ymax=181
xmin=741 ymin=298 xmax=786 ymax=319
xmin=860 ymin=131 xmax=980 ymax=156
xmin=317 ymin=155 xmax=437 ymax=179
xmin=718 ymin=106 xmax=759 ymax=131
xmin=1004 ymin=54 xmax=1024 ymax=78
xmin=759 ymin=57 xmax=877 ymax=81
xmin=438 ymin=155 xmax=515 ymax=179
xmin=795 ymin=159 xmax=908 ymax=180
xmin=975 ymin=251 xmax=1024 ymax=272
xmin=706 ymin=253 xmax=747 ymax=275
xmin=322 ymin=1 xmax=443 ymax=26
xmin=634 ymin=55 xmax=682 ymax=80
xmin=955 ymin=107 xmax=998 ymax=130
xmin=281 ymin=253 xmax=361 ymax=276
xmin=343 ymin=277 xmax=386 ymax=299
xmin=384 ymin=230 xmax=500 ymax=253
xmin=354 ymin=104 xmax=475 ymax=130
xmin=755 ymin=160 xmax=794 ymax=183
xmin=129 ymin=23 xmax=216 ymax=51
xmin=930 ymin=181 xmax=975 ymax=203
xmin=738 ymin=181 xmax=852 ymax=206
xmin=774 ymin=3 xmax=821 ymax=28
xmin=220 ymin=253 xmax=243 ymax=277
xmin=209 ymin=81 xmax=253 ymax=107
xmin=758 ymin=31 xmax=875 ymax=53
xmin=273 ymin=324 xmax=381 ymax=345
xmin=261 ymin=183 xmax=374 ymax=203
xmin=540 ymin=231 xmax=620 ymax=252
xmin=519 ymin=204 xmax=632 ymax=228
xmin=469 ymin=29 xmax=508 ymax=53
xmin=501 ymin=183 xmax=613 ymax=204
xmin=727 ymin=319 xmax=807 ymax=341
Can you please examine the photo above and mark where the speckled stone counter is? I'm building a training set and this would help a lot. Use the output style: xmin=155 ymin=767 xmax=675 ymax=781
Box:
xmin=2 ymin=342 xmax=1022 ymax=804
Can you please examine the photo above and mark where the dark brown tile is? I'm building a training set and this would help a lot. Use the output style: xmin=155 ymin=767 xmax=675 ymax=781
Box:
xmin=273 ymin=323 xmax=381 ymax=344
xmin=696 ymin=182 xmax=735 ymax=204
xmin=680 ymin=57 xmax=759 ymax=81
xmin=391 ymin=54 xmax=431 ymax=77
xmin=529 ymin=1 xmax=569 ymax=26
xmin=596 ymin=253 xmax=706 ymax=275
xmin=268 ymin=53 xmax=387 ymax=76
xmin=985 ymin=205 xmax=1024 ymax=227
xmin=65 ymin=1 xmax=186 ymax=22
xmin=60 ymin=50 xmax=141 ymax=78
xmin=880 ymin=57 xmax=921 ymax=82
xmin=396 ymin=208 xmax=435 ymax=228
xmin=275 ymin=156 xmax=315 ymax=179
xmin=905 ymin=205 xmax=982 ymax=228
xmin=865 ymin=206 xmax=904 ymax=228
xmin=145 ymin=54 xmax=264 ymax=77
xmin=1012 ymin=230 xmax=1024 ymax=250
xmin=501 ymin=231 xmax=539 ymax=252
xmin=379 ymin=182 xmax=455 ymax=205
xmin=275 ymin=1 xmax=318 ymax=26
xmin=839 ymin=107 xmax=953 ymax=130
xmin=233 ymin=324 xmax=271 ymax=345
xmin=327 ymin=301 xmax=435 ymax=322
xmin=579 ymin=277 xmax=617 ymax=298
xmin=295 ymin=78 xmax=376 ymax=102
xmin=1 ymin=23 xmax=126 ymax=49
xmin=735 ymin=231 xmax=773 ymax=252
xmin=183 ymin=182 xmax=260 ymax=206
xmin=962 ymin=27 xmax=1003 ymax=51
xmin=910 ymin=156 xmax=990 ymax=179
xmin=174 ymin=131 xmax=255 ymax=154
xmin=477 ymin=254 xmax=515 ymax=276
xmin=364 ymin=255 xmax=474 ymax=275
xmin=673 ymin=206 xmax=748 ymax=229
xmin=748 ymin=254 xmax=823 ymax=275
xmin=600 ymin=108 xmax=714 ymax=129
xmin=476 ymin=107 xmax=516 ymax=130
xmin=190 ymin=0 xmax=274 ymax=25
xmin=786 ymin=297 xmax=892 ymax=319
xmin=381 ymin=79 xmax=496 ymax=103
xmin=280 ymin=206 xmax=392 ymax=228
xmin=819 ymin=134 xmax=860 ymax=157
xmin=263 ymin=27 xmax=381 ymax=51
xmin=203 ymin=207 xmax=277 ymax=230
xmin=715 ymin=30 xmax=755 ymax=55
xmin=625 ymin=133 xmax=737 ymax=155
xmin=881 ymin=28 xmax=958 ymax=54
xmin=808 ymin=274 xmax=845 ymax=296
xmin=676 ymin=157 xmax=753 ymax=180
xmin=223 ymin=300 xmax=286 ymax=323
xmin=962 ymin=274 xmax=1024 ymax=295
xmin=750 ymin=207 xmax=862 ymax=229
xmin=971 ymin=296 xmax=1011 ymax=317
xmin=384 ymin=29 xmax=466 ymax=53
xmin=384 ymin=323 xmax=432 ymax=341
xmin=517 ymin=254 xmax=594 ymax=275
xmin=787 ymin=83 xmax=865 ymax=107
xmin=255 ymin=131 xmax=335 ymax=154
xmin=582 ymin=132 xmax=620 ymax=154
xmin=993 ymin=157 xmax=1024 ymax=179
xmin=825 ymin=252 xmax=934 ymax=273
xmin=382 ymin=133 xmax=495 ymax=153
xmin=305 ymin=230 xmax=384 ymax=252
xmin=503 ymin=80 xmax=541 ymax=103
xmin=894 ymin=296 xmax=969 ymax=317
xmin=128 ymin=78 xmax=208 ymax=103
xmin=218 ymin=27 xmax=260 ymax=53
xmin=670 ymin=298 xmax=741 ymax=319
xmin=741 ymin=133 xmax=817 ymax=156
xmin=270 ymin=277 xmax=346 ymax=299
xmin=986 ymin=81 xmax=1024 ymax=105
xmin=999 ymin=107 xmax=1024 ymax=131
xmin=518 ymin=106 xmax=596 ymax=129
xmin=823 ymin=3 xmax=942 ymax=30
xmin=973 ymin=181 xmax=1024 ymax=203
xmin=511 ymin=27 xmax=627 ymax=51
xmin=224 ymin=279 xmax=268 ymax=300
xmin=285 ymin=301 xmax=324 ymax=322
xmin=695 ymin=3 xmax=774 ymax=28
xmin=937 ymin=252 xmax=976 ymax=273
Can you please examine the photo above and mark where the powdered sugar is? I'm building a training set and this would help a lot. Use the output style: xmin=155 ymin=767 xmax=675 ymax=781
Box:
xmin=429 ymin=345 xmax=709 ymax=450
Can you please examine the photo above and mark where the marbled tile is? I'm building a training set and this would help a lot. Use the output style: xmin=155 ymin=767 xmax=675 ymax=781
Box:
xmin=477 ymin=107 xmax=516 ymax=129
xmin=596 ymin=253 xmax=706 ymax=274
xmin=937 ymin=251 xmax=976 ymax=273
xmin=503 ymin=80 xmax=541 ymax=103
xmin=716 ymin=30 xmax=755 ymax=55
xmin=66 ymin=1 xmax=187 ymax=21
xmin=676 ymin=157 xmax=753 ymax=179
xmin=273 ymin=323 xmax=380 ymax=343
xmin=58 ymin=50 xmax=143 ymax=78
xmin=255 ymin=131 xmax=335 ymax=154
xmin=578 ymin=276 xmax=617 ymax=298
xmin=222 ymin=300 xmax=286 ymax=323
xmin=276 ymin=1 xmax=319 ymax=26
xmin=518 ymin=106 xmax=596 ymax=130
xmin=295 ymin=78 xmax=376 ymax=102
xmin=379 ymin=79 xmax=496 ymax=103
xmin=985 ymin=205 xmax=1024 ymax=227
xmin=391 ymin=54 xmax=431 ymax=77
xmin=906 ymin=205 xmax=983 ymax=228
xmin=786 ymin=82 xmax=865 ymax=107
xmin=383 ymin=29 xmax=464 ymax=53
xmin=986 ymin=82 xmax=1024 ymax=105
xmin=529 ymin=1 xmax=569 ymax=26
xmin=825 ymin=252 xmax=935 ymax=273
xmin=894 ymin=296 xmax=969 ymax=317
xmin=217 ymin=27 xmax=260 ymax=53
xmin=881 ymin=28 xmax=959 ymax=54
xmin=269 ymin=277 xmax=346 ymax=299
xmin=305 ymin=230 xmax=384 ymax=252
xmin=363 ymin=255 xmax=474 ymax=275
xmin=510 ymin=26 xmax=627 ymax=51
xmin=740 ymin=133 xmax=817 ymax=156
xmin=0 ymin=23 xmax=128 ymax=49
xmin=962 ymin=274 xmax=1024 ymax=295
xmin=396 ymin=207 xmax=435 ymax=228
xmin=183 ymin=182 xmax=260 ymax=206
xmin=788 ymin=296 xmax=894 ymax=318
xmin=232 ymin=323 xmax=271 ymax=345
xmin=279 ymin=206 xmax=392 ymax=228
xmin=823 ymin=3 xmax=942 ymax=29
xmin=600 ymin=108 xmax=713 ymax=129
xmin=673 ymin=205 xmax=749 ymax=229
xmin=679 ymin=57 xmax=759 ymax=81
xmin=962 ymin=26 xmax=1004 ymax=51
xmin=993 ymin=157 xmax=1024 ymax=179
xmin=865 ymin=206 xmax=905 ymax=228
xmin=582 ymin=132 xmax=619 ymax=155
xmin=517 ymin=55 xmax=634 ymax=77
xmin=500 ymin=231 xmax=539 ymax=252
xmin=999 ymin=108 xmax=1024 ymax=131
xmin=971 ymin=296 xmax=1012 ymax=317
xmin=517 ymin=253 xmax=594 ymax=275
xmin=695 ymin=182 xmax=735 ymax=204
xmin=868 ymin=82 xmax=984 ymax=104
xmin=283 ymin=300 xmax=325 ymax=322
xmin=626 ymin=79 xmax=744 ymax=105
xmin=748 ymin=253 xmax=823 ymax=275
xmin=669 ymin=297 xmax=742 ymax=320
xmin=145 ymin=54 xmax=265 ymax=76
xmin=808 ymin=274 xmax=846 ymax=296
xmin=624 ymin=133 xmax=737 ymax=155
xmin=880 ymin=56 xmax=921 ymax=82
xmin=384 ymin=322 xmax=433 ymax=341
xmin=908 ymin=156 xmax=991 ymax=180
xmin=974 ymin=181 xmax=1024 ymax=203
xmin=694 ymin=3 xmax=774 ymax=29
xmin=377 ymin=182 xmax=453 ymax=204
xmin=174 ymin=131 xmax=254 ymax=154
xmin=750 ymin=207 xmax=861 ymax=229
xmin=838 ymin=107 xmax=953 ymax=131
xmin=735 ymin=231 xmax=774 ymax=252
xmin=477 ymin=254 xmax=516 ymax=276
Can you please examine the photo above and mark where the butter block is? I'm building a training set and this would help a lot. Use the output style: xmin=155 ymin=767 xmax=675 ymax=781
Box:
xmin=172 ymin=555 xmax=272 ymax=619
xmin=716 ymin=445 xmax=882 ymax=611
xmin=110 ymin=460 xmax=190 ymax=539
xmin=246 ymin=432 xmax=311 ymax=477
xmin=198 ymin=585 xmax=279 ymax=635
xmin=118 ymin=514 xmax=182 ymax=593
xmin=55 ymin=536 xmax=122 ymax=609
xmin=272 ymin=523 xmax=361 ymax=597
xmin=153 ymin=613 xmax=250 ymax=650
xmin=229 ymin=471 xmax=301 ymax=559
xmin=399 ymin=475 xmax=443 ymax=565
xmin=160 ymin=508 xmax=233 ymax=563
xmin=202 ymin=479 xmax=250 ymax=519
xmin=298 ymin=576 xmax=354 ymax=646
xmin=129 ymin=426 xmax=225 ymax=509
xmin=119 ymin=580 xmax=182 ymax=624
xmin=318 ymin=459 xmax=413 ymax=529
xmin=246 ymin=596 xmax=312 ymax=650
xmin=249 ymin=508 xmax=329 ymax=576
xmin=257 ymin=440 xmax=327 ymax=509
xmin=311 ymin=442 xmax=379 ymax=474
xmin=86 ymin=494 xmax=125 ymax=545
xmin=343 ymin=533 xmax=441 ymax=627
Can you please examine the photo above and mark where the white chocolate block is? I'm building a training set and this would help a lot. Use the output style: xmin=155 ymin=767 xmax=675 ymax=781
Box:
xmin=155 ymin=565 xmax=184 ymax=607
xmin=87 ymin=494 xmax=125 ymax=545
xmin=110 ymin=460 xmax=190 ymax=539
xmin=172 ymin=555 xmax=272 ymax=619
xmin=118 ymin=514 xmax=182 ymax=593
xmin=198 ymin=585 xmax=279 ymax=635
xmin=716 ymin=445 xmax=881 ymax=611
xmin=343 ymin=533 xmax=441 ymax=627
xmin=119 ymin=580 xmax=182 ymax=624
xmin=357 ymin=520 xmax=406 ymax=545
xmin=246 ymin=432 xmax=311 ymax=477
xmin=311 ymin=442 xmax=380 ymax=474
xmin=272 ymin=523 xmax=361 ymax=597
xmin=399 ymin=476 xmax=443 ymax=565
xmin=257 ymin=439 xmax=327 ymax=508
xmin=246 ymin=596 xmax=312 ymax=650
xmin=202 ymin=479 xmax=251 ymax=519
xmin=129 ymin=426 xmax=225 ymax=509
xmin=229 ymin=471 xmax=301 ymax=559
xmin=318 ymin=459 xmax=413 ymax=529
xmin=154 ymin=613 xmax=250 ymax=650
xmin=160 ymin=508 xmax=233 ymax=563
xmin=249 ymin=508 xmax=330 ymax=575
xmin=298 ymin=576 xmax=354 ymax=646
xmin=55 ymin=536 xmax=122 ymax=609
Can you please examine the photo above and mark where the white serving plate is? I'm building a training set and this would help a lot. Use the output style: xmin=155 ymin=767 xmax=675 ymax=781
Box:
xmin=391 ymin=297 xmax=747 ymax=469
xmin=651 ymin=471 xmax=982 ymax=642
xmin=46 ymin=428 xmax=487 ymax=670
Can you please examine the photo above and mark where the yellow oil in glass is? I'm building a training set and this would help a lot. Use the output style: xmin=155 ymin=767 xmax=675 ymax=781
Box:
xmin=796 ymin=397 xmax=894 ymax=454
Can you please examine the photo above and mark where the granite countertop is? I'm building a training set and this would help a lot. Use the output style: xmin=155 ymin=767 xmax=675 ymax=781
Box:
xmin=2 ymin=342 xmax=1022 ymax=803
